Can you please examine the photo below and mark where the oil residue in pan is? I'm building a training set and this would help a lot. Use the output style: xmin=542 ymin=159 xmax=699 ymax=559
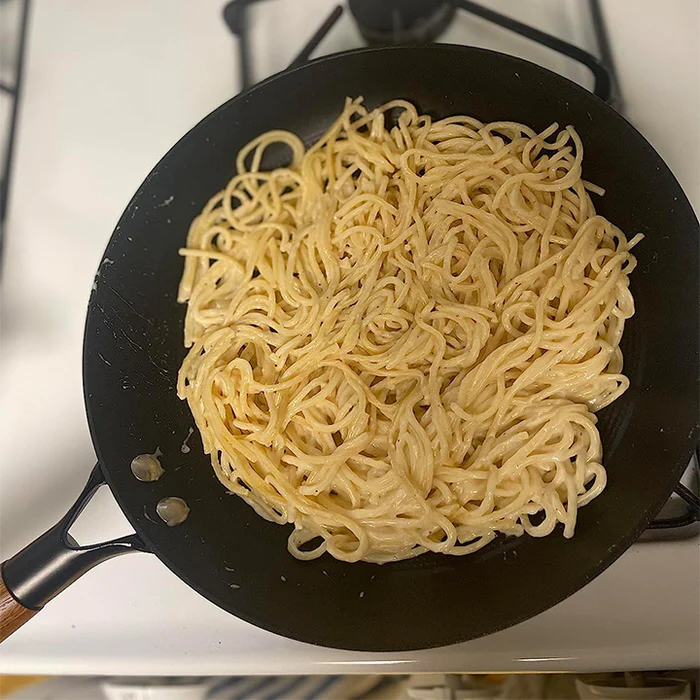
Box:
xmin=181 ymin=427 xmax=194 ymax=454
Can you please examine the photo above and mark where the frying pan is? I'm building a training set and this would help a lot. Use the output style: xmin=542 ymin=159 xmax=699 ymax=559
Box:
xmin=1 ymin=45 xmax=698 ymax=651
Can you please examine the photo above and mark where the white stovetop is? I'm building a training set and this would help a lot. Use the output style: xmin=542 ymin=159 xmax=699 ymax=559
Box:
xmin=1 ymin=0 xmax=698 ymax=675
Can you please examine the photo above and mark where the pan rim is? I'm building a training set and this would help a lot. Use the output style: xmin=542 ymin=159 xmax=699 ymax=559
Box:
xmin=83 ymin=43 xmax=700 ymax=652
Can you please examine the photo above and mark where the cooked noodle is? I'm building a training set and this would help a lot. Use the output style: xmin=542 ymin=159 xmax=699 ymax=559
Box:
xmin=177 ymin=98 xmax=642 ymax=563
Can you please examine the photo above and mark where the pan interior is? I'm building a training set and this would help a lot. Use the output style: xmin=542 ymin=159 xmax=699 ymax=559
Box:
xmin=83 ymin=46 xmax=699 ymax=652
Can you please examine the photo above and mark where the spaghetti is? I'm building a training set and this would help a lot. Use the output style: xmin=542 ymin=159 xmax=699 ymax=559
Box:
xmin=177 ymin=98 xmax=641 ymax=563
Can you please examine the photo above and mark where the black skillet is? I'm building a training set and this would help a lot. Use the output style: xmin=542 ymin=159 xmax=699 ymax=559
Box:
xmin=1 ymin=46 xmax=698 ymax=651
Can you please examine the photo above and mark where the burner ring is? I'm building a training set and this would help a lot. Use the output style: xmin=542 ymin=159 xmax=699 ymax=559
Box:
xmin=348 ymin=0 xmax=456 ymax=45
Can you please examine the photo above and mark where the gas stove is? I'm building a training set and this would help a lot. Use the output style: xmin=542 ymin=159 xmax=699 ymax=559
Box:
xmin=223 ymin=0 xmax=618 ymax=101
xmin=0 ymin=0 xmax=698 ymax=676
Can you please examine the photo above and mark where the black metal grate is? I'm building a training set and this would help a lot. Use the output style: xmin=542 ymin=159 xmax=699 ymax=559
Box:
xmin=223 ymin=0 xmax=621 ymax=104
xmin=0 ymin=0 xmax=32 ymax=268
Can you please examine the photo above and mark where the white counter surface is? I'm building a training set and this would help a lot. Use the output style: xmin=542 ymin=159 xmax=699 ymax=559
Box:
xmin=1 ymin=0 xmax=698 ymax=675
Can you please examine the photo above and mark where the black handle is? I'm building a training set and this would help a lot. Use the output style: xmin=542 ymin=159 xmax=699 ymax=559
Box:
xmin=1 ymin=464 xmax=148 ymax=613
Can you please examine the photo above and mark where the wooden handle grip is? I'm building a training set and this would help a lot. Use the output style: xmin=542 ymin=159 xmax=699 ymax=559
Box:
xmin=1 ymin=570 xmax=38 ymax=642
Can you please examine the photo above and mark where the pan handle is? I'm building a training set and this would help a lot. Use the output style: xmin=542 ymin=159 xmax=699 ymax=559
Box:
xmin=0 ymin=464 xmax=148 ymax=642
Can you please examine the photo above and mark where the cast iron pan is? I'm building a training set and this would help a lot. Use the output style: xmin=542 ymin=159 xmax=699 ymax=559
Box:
xmin=1 ymin=46 xmax=698 ymax=651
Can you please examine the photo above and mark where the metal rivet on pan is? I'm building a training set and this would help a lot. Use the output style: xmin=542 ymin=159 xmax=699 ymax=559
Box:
xmin=131 ymin=453 xmax=164 ymax=482
xmin=156 ymin=497 xmax=190 ymax=526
